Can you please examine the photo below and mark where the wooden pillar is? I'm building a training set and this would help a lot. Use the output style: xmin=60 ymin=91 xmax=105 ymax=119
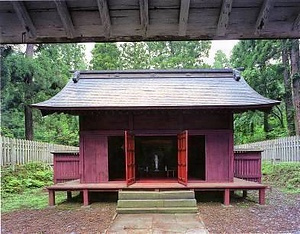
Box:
xmin=83 ymin=189 xmax=89 ymax=206
xmin=259 ymin=189 xmax=266 ymax=205
xmin=67 ymin=191 xmax=72 ymax=201
xmin=49 ymin=190 xmax=55 ymax=206
xmin=242 ymin=190 xmax=248 ymax=198
xmin=224 ymin=189 xmax=230 ymax=206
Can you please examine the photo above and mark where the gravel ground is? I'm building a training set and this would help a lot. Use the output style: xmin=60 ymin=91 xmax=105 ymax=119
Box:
xmin=1 ymin=194 xmax=117 ymax=234
xmin=2 ymin=188 xmax=300 ymax=233
xmin=198 ymin=188 xmax=300 ymax=233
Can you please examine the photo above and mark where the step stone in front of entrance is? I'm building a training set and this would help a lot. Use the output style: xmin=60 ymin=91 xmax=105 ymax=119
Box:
xmin=117 ymin=190 xmax=198 ymax=214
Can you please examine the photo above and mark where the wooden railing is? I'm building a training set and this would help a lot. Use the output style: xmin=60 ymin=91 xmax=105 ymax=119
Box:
xmin=235 ymin=136 xmax=300 ymax=162
xmin=0 ymin=136 xmax=79 ymax=166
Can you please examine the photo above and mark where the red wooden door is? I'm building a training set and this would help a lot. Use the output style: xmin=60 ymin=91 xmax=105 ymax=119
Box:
xmin=125 ymin=131 xmax=136 ymax=186
xmin=178 ymin=130 xmax=188 ymax=186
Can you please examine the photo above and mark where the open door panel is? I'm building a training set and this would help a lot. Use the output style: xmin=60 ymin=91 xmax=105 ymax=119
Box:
xmin=125 ymin=131 xmax=135 ymax=186
xmin=178 ymin=130 xmax=188 ymax=186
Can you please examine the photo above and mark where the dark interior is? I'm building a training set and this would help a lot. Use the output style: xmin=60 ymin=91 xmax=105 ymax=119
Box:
xmin=188 ymin=135 xmax=206 ymax=180
xmin=108 ymin=136 xmax=125 ymax=180
xmin=135 ymin=136 xmax=178 ymax=180
xmin=108 ymin=135 xmax=205 ymax=181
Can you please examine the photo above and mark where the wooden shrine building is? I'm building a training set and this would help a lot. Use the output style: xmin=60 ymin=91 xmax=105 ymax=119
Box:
xmin=32 ymin=69 xmax=279 ymax=207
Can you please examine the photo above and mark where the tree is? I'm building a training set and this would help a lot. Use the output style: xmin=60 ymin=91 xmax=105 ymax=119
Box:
xmin=231 ymin=40 xmax=288 ymax=143
xmin=118 ymin=41 xmax=211 ymax=69
xmin=290 ymin=39 xmax=300 ymax=135
xmin=281 ymin=40 xmax=295 ymax=135
xmin=90 ymin=43 xmax=120 ymax=70
xmin=24 ymin=44 xmax=35 ymax=140
xmin=1 ymin=44 xmax=87 ymax=145
xmin=213 ymin=50 xmax=229 ymax=68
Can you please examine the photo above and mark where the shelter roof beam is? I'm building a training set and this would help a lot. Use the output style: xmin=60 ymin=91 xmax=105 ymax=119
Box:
xmin=54 ymin=0 xmax=76 ymax=38
xmin=178 ymin=0 xmax=191 ymax=36
xmin=12 ymin=1 xmax=37 ymax=39
xmin=139 ymin=0 xmax=149 ymax=36
xmin=292 ymin=13 xmax=300 ymax=31
xmin=255 ymin=0 xmax=273 ymax=35
xmin=97 ymin=0 xmax=111 ymax=38
xmin=216 ymin=0 xmax=233 ymax=37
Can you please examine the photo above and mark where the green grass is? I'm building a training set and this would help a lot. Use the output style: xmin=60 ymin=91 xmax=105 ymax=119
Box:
xmin=262 ymin=161 xmax=300 ymax=194
xmin=1 ymin=189 xmax=66 ymax=213
xmin=1 ymin=162 xmax=67 ymax=213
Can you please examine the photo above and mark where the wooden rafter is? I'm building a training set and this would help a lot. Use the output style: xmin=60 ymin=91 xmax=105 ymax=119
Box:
xmin=54 ymin=0 xmax=75 ymax=38
xmin=97 ymin=0 xmax=111 ymax=38
xmin=255 ymin=0 xmax=272 ymax=35
xmin=292 ymin=13 xmax=300 ymax=31
xmin=139 ymin=0 xmax=149 ymax=36
xmin=12 ymin=1 xmax=37 ymax=39
xmin=178 ymin=0 xmax=191 ymax=36
xmin=216 ymin=0 xmax=233 ymax=36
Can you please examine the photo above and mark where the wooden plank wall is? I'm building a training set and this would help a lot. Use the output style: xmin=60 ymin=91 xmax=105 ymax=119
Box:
xmin=234 ymin=151 xmax=262 ymax=183
xmin=80 ymin=133 xmax=108 ymax=183
xmin=235 ymin=136 xmax=300 ymax=162
xmin=0 ymin=136 xmax=79 ymax=166
xmin=79 ymin=111 xmax=234 ymax=183
xmin=53 ymin=153 xmax=80 ymax=183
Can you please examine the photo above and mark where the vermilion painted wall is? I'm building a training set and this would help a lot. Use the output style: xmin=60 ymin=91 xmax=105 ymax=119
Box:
xmin=79 ymin=111 xmax=234 ymax=183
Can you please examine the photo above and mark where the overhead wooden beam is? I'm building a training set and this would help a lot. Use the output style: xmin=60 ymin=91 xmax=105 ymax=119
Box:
xmin=54 ymin=0 xmax=75 ymax=38
xmin=216 ymin=0 xmax=233 ymax=36
xmin=12 ymin=1 xmax=37 ymax=39
xmin=178 ymin=0 xmax=191 ymax=36
xmin=97 ymin=0 xmax=111 ymax=38
xmin=255 ymin=0 xmax=272 ymax=35
xmin=139 ymin=0 xmax=149 ymax=36
xmin=292 ymin=13 xmax=300 ymax=31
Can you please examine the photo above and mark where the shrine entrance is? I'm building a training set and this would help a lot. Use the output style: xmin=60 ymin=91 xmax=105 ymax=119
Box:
xmin=135 ymin=136 xmax=178 ymax=180
xmin=121 ymin=131 xmax=206 ymax=186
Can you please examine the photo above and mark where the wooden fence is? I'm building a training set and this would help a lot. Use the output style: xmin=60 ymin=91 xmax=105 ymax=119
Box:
xmin=0 ymin=136 xmax=79 ymax=166
xmin=235 ymin=135 xmax=300 ymax=162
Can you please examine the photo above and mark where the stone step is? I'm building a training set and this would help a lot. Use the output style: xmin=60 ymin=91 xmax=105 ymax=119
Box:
xmin=119 ymin=190 xmax=195 ymax=200
xmin=117 ymin=199 xmax=197 ymax=208
xmin=116 ymin=207 xmax=198 ymax=214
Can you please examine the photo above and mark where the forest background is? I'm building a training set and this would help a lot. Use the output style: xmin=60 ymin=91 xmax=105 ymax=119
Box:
xmin=1 ymin=39 xmax=299 ymax=146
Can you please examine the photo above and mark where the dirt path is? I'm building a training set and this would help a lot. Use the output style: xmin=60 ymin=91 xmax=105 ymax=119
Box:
xmin=2 ymin=188 xmax=300 ymax=233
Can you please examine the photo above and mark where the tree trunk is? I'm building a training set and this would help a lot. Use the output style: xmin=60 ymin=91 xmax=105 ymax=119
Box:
xmin=25 ymin=44 xmax=34 ymax=140
xmin=281 ymin=40 xmax=295 ymax=135
xmin=290 ymin=39 xmax=300 ymax=135
xmin=263 ymin=112 xmax=270 ymax=139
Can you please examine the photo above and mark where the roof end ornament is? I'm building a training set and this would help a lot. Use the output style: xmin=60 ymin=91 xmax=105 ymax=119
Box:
xmin=233 ymin=67 xmax=244 ymax=81
xmin=72 ymin=71 xmax=81 ymax=83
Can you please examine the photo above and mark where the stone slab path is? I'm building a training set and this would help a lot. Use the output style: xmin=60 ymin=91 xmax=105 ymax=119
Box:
xmin=106 ymin=213 xmax=208 ymax=233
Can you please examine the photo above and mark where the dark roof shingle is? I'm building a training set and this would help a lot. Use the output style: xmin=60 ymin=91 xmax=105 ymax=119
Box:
xmin=32 ymin=69 xmax=279 ymax=113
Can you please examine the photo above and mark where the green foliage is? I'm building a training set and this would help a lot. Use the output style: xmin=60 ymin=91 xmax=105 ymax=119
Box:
xmin=262 ymin=161 xmax=300 ymax=193
xmin=119 ymin=41 xmax=212 ymax=69
xmin=1 ymin=44 xmax=85 ymax=145
xmin=91 ymin=43 xmax=121 ymax=69
xmin=1 ymin=162 xmax=53 ymax=194
xmin=231 ymin=40 xmax=289 ymax=144
xmin=91 ymin=41 xmax=211 ymax=70
xmin=213 ymin=50 xmax=229 ymax=68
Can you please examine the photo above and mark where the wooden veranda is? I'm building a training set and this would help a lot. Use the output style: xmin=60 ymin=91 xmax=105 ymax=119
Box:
xmin=47 ymin=178 xmax=267 ymax=207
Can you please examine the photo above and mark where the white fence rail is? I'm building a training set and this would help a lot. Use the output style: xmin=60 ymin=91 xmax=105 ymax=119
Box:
xmin=235 ymin=135 xmax=300 ymax=162
xmin=0 ymin=136 xmax=79 ymax=166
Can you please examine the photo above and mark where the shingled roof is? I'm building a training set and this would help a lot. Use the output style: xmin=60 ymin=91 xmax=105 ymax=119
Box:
xmin=32 ymin=69 xmax=279 ymax=114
